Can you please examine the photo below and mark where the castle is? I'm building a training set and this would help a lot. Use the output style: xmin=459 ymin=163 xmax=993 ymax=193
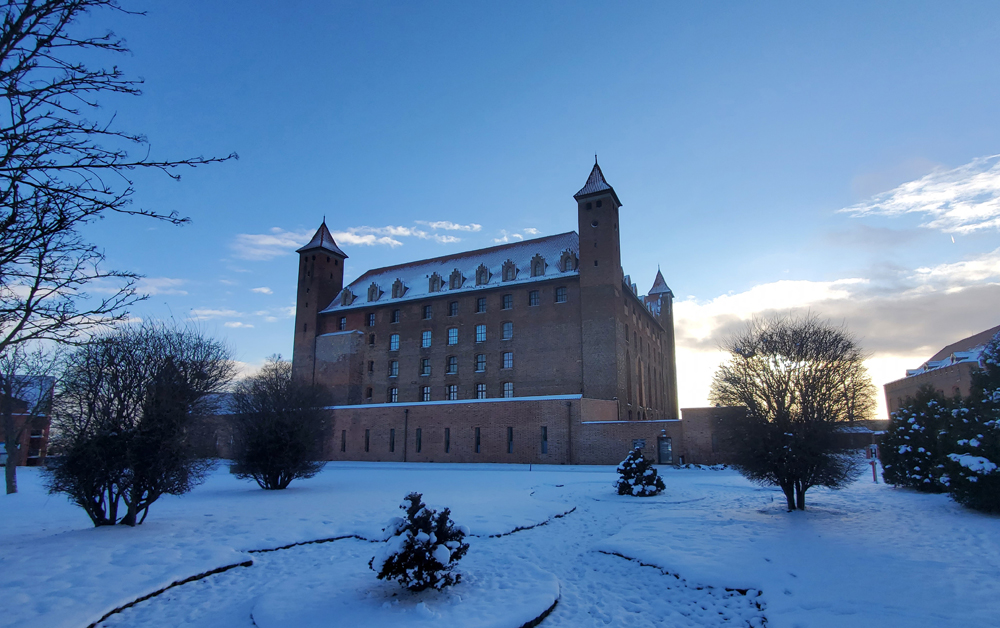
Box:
xmin=291 ymin=162 xmax=734 ymax=465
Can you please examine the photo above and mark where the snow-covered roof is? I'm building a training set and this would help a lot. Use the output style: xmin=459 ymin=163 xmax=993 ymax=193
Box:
xmin=573 ymin=161 xmax=622 ymax=206
xmin=321 ymin=232 xmax=580 ymax=313
xmin=297 ymin=222 xmax=347 ymax=258
xmin=648 ymin=269 xmax=672 ymax=296
xmin=3 ymin=375 xmax=54 ymax=410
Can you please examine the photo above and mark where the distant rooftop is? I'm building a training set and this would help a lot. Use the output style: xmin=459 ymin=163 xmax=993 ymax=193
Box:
xmin=904 ymin=324 xmax=1000 ymax=377
xmin=297 ymin=222 xmax=347 ymax=258
xmin=573 ymin=159 xmax=622 ymax=206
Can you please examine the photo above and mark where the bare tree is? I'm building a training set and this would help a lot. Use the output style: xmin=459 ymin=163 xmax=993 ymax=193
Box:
xmin=0 ymin=1 xmax=236 ymax=354
xmin=231 ymin=356 xmax=326 ymax=490
xmin=46 ymin=321 xmax=236 ymax=525
xmin=710 ymin=315 xmax=874 ymax=510
xmin=1 ymin=343 xmax=55 ymax=493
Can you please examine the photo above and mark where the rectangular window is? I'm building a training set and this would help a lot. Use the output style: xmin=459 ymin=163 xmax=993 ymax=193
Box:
xmin=449 ymin=301 xmax=458 ymax=316
xmin=507 ymin=427 xmax=513 ymax=454
xmin=420 ymin=358 xmax=431 ymax=376
xmin=367 ymin=313 xmax=375 ymax=327
xmin=390 ymin=334 xmax=400 ymax=351
xmin=476 ymin=324 xmax=486 ymax=342
xmin=368 ymin=360 xmax=374 ymax=373
xmin=423 ymin=305 xmax=432 ymax=320
xmin=529 ymin=290 xmax=539 ymax=306
xmin=541 ymin=426 xmax=548 ymax=454
xmin=625 ymin=324 xmax=630 ymax=342
xmin=369 ymin=333 xmax=376 ymax=346
xmin=338 ymin=317 xmax=347 ymax=330
xmin=388 ymin=387 xmax=398 ymax=403
xmin=502 ymin=294 xmax=513 ymax=309
xmin=391 ymin=309 xmax=400 ymax=323
xmin=341 ymin=430 xmax=346 ymax=452
xmin=421 ymin=330 xmax=432 ymax=348
xmin=390 ymin=428 xmax=395 ymax=452
xmin=422 ymin=385 xmax=431 ymax=401
xmin=389 ymin=360 xmax=398 ymax=377
xmin=445 ymin=427 xmax=451 ymax=453
xmin=502 ymin=351 xmax=513 ymax=369
xmin=555 ymin=287 xmax=567 ymax=303
xmin=476 ymin=383 xmax=487 ymax=399
xmin=448 ymin=328 xmax=458 ymax=345
xmin=476 ymin=297 xmax=486 ymax=313
xmin=448 ymin=384 xmax=458 ymax=400
xmin=503 ymin=381 xmax=514 ymax=398
xmin=365 ymin=387 xmax=373 ymax=401
xmin=416 ymin=428 xmax=422 ymax=453
xmin=447 ymin=356 xmax=458 ymax=374
xmin=502 ymin=321 xmax=513 ymax=340
xmin=475 ymin=427 xmax=481 ymax=453
xmin=365 ymin=428 xmax=370 ymax=452
xmin=475 ymin=354 xmax=486 ymax=372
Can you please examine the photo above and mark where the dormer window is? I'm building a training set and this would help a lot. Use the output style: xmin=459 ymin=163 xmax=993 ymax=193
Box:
xmin=559 ymin=249 xmax=578 ymax=272
xmin=391 ymin=279 xmax=406 ymax=299
xmin=476 ymin=263 xmax=491 ymax=286
xmin=339 ymin=289 xmax=355 ymax=306
xmin=428 ymin=273 xmax=443 ymax=293
xmin=367 ymin=283 xmax=382 ymax=302
xmin=501 ymin=259 xmax=517 ymax=282
xmin=449 ymin=269 xmax=464 ymax=290
xmin=530 ymin=254 xmax=546 ymax=277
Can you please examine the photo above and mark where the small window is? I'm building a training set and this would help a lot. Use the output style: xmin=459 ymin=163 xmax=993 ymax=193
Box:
xmin=421 ymin=330 xmax=432 ymax=348
xmin=476 ymin=297 xmax=487 ymax=313
xmin=625 ymin=324 xmax=630 ymax=341
xmin=390 ymin=334 xmax=400 ymax=351
xmin=445 ymin=427 xmax=451 ymax=453
xmin=389 ymin=360 xmax=399 ymax=377
xmin=365 ymin=429 xmax=370 ymax=453
xmin=507 ymin=426 xmax=513 ymax=454
xmin=476 ymin=324 xmax=486 ymax=342
xmin=447 ymin=356 xmax=458 ymax=374
xmin=369 ymin=333 xmax=376 ymax=346
xmin=423 ymin=305 xmax=433 ymax=320
xmin=502 ymin=294 xmax=513 ymax=310
xmin=528 ymin=290 xmax=539 ymax=306
xmin=502 ymin=321 xmax=513 ymax=340
xmin=365 ymin=387 xmax=373 ymax=401
xmin=502 ymin=259 xmax=517 ymax=281
xmin=338 ymin=317 xmax=347 ymax=330
xmin=368 ymin=360 xmax=374 ymax=373
xmin=503 ymin=352 xmax=513 ymax=369
xmin=475 ymin=354 xmax=486 ymax=372
xmin=421 ymin=358 xmax=431 ymax=376
xmin=416 ymin=428 xmax=422 ymax=453
xmin=341 ymin=430 xmax=346 ymax=452
xmin=503 ymin=382 xmax=514 ymax=398
xmin=449 ymin=301 xmax=458 ymax=316
xmin=390 ymin=428 xmax=395 ymax=452
xmin=421 ymin=386 xmax=431 ymax=401
xmin=475 ymin=427 xmax=481 ymax=453
xmin=541 ymin=426 xmax=548 ymax=454
xmin=367 ymin=313 xmax=375 ymax=327
xmin=476 ymin=383 xmax=487 ymax=399
xmin=448 ymin=384 xmax=458 ymax=400
xmin=391 ymin=309 xmax=400 ymax=323
xmin=555 ymin=287 xmax=567 ymax=303
xmin=388 ymin=387 xmax=398 ymax=403
xmin=448 ymin=328 xmax=458 ymax=345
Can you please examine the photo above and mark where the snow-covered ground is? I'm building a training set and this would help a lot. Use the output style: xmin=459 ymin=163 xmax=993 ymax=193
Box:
xmin=2 ymin=462 xmax=998 ymax=628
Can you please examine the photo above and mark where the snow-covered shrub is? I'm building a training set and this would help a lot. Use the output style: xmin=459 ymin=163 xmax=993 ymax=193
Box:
xmin=615 ymin=447 xmax=665 ymax=496
xmin=369 ymin=492 xmax=470 ymax=592
xmin=880 ymin=387 xmax=950 ymax=493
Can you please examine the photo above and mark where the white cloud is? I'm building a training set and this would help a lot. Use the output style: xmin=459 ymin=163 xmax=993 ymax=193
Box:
xmin=523 ymin=227 xmax=540 ymax=236
xmin=231 ymin=228 xmax=314 ymax=261
xmin=137 ymin=277 xmax=188 ymax=296
xmin=416 ymin=220 xmax=482 ymax=232
xmin=842 ymin=154 xmax=1000 ymax=234
xmin=493 ymin=229 xmax=527 ymax=243
xmin=224 ymin=321 xmax=254 ymax=329
xmin=434 ymin=235 xmax=461 ymax=244
xmin=263 ymin=316 xmax=278 ymax=323
xmin=912 ymin=247 xmax=1000 ymax=287
xmin=251 ymin=287 xmax=273 ymax=294
xmin=190 ymin=308 xmax=242 ymax=320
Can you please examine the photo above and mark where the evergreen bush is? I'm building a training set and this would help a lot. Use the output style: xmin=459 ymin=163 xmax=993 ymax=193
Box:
xmin=370 ymin=492 xmax=470 ymax=592
xmin=615 ymin=447 xmax=665 ymax=496
xmin=880 ymin=387 xmax=951 ymax=493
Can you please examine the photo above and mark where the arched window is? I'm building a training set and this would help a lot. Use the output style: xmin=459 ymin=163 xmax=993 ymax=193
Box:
xmin=367 ymin=283 xmax=382 ymax=302
xmin=449 ymin=269 xmax=465 ymax=290
xmin=476 ymin=263 xmax=491 ymax=286
xmin=530 ymin=254 xmax=546 ymax=277
xmin=428 ymin=273 xmax=443 ymax=293
xmin=339 ymin=289 xmax=355 ymax=306
xmin=501 ymin=259 xmax=517 ymax=282
xmin=391 ymin=279 xmax=406 ymax=299
xmin=559 ymin=249 xmax=578 ymax=272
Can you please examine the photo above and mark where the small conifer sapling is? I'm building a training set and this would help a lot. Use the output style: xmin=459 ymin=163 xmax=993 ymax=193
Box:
xmin=369 ymin=492 xmax=470 ymax=591
xmin=615 ymin=447 xmax=666 ymax=496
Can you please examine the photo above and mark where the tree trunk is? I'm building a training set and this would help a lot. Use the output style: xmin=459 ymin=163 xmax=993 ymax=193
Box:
xmin=795 ymin=480 xmax=806 ymax=510
xmin=4 ymin=453 xmax=15 ymax=494
xmin=780 ymin=481 xmax=795 ymax=511
xmin=3 ymin=403 xmax=18 ymax=494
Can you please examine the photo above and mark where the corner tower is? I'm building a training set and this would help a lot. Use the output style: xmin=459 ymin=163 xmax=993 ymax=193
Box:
xmin=647 ymin=269 xmax=679 ymax=419
xmin=292 ymin=221 xmax=347 ymax=385
xmin=575 ymin=159 xmax=626 ymax=402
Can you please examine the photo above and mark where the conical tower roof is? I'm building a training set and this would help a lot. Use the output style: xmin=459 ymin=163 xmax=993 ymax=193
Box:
xmin=573 ymin=158 xmax=622 ymax=206
xmin=296 ymin=221 xmax=347 ymax=257
xmin=649 ymin=268 xmax=672 ymax=296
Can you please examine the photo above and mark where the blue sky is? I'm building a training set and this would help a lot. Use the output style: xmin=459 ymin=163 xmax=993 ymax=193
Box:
xmin=80 ymin=1 xmax=1000 ymax=416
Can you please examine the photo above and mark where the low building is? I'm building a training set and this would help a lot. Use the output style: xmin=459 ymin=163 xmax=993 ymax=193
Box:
xmin=883 ymin=325 xmax=1000 ymax=416
xmin=0 ymin=376 xmax=54 ymax=467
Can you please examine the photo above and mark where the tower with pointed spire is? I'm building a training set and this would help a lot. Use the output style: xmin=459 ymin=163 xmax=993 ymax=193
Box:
xmin=292 ymin=221 xmax=348 ymax=384
xmin=645 ymin=268 xmax=679 ymax=419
